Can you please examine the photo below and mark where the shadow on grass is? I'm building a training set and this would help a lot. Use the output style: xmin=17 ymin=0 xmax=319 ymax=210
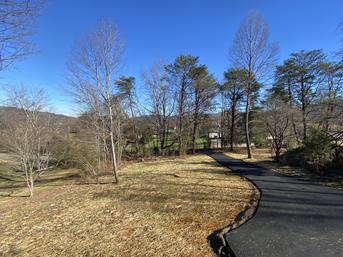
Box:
xmin=92 ymin=178 xmax=250 ymax=207
xmin=0 ymin=170 xmax=81 ymax=197
xmin=92 ymin=161 xmax=253 ymax=257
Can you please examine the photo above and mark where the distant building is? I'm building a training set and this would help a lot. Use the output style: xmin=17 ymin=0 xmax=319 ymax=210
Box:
xmin=207 ymin=132 xmax=257 ymax=149
xmin=208 ymin=132 xmax=221 ymax=149
xmin=208 ymin=132 xmax=221 ymax=139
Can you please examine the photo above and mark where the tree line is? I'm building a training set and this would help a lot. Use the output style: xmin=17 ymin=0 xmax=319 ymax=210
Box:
xmin=0 ymin=4 xmax=342 ymax=196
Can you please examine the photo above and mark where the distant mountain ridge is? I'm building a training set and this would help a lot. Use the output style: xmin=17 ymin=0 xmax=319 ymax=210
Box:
xmin=0 ymin=106 xmax=76 ymax=120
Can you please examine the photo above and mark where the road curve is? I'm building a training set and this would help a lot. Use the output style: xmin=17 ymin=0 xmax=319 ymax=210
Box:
xmin=207 ymin=151 xmax=343 ymax=257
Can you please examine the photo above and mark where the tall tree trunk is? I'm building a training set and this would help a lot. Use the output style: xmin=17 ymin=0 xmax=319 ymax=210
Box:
xmin=164 ymin=120 xmax=169 ymax=154
xmin=274 ymin=142 xmax=281 ymax=163
xmin=161 ymin=120 xmax=166 ymax=150
xmin=178 ymin=80 xmax=186 ymax=155
xmin=24 ymin=162 xmax=34 ymax=197
xmin=287 ymin=79 xmax=300 ymax=145
xmin=106 ymin=79 xmax=119 ymax=183
xmin=245 ymin=57 xmax=253 ymax=159
xmin=230 ymin=104 xmax=236 ymax=152
xmin=108 ymin=107 xmax=119 ymax=183
xmin=300 ymin=78 xmax=307 ymax=142
xmin=29 ymin=171 xmax=34 ymax=197
xmin=226 ymin=109 xmax=230 ymax=149
xmin=302 ymin=108 xmax=307 ymax=142
xmin=220 ymin=108 xmax=224 ymax=148
xmin=192 ymin=88 xmax=200 ymax=154
xmin=96 ymin=132 xmax=101 ymax=173
xmin=245 ymin=92 xmax=253 ymax=159
xmin=323 ymin=84 xmax=333 ymax=136
xmin=192 ymin=112 xmax=198 ymax=154
xmin=178 ymin=115 xmax=183 ymax=154
xmin=117 ymin=118 xmax=121 ymax=167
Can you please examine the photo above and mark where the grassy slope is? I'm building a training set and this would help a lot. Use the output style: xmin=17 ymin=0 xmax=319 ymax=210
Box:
xmin=0 ymin=154 xmax=253 ymax=257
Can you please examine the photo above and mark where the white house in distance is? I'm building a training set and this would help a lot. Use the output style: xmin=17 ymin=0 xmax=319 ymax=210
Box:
xmin=207 ymin=132 xmax=256 ymax=149
xmin=208 ymin=132 xmax=222 ymax=149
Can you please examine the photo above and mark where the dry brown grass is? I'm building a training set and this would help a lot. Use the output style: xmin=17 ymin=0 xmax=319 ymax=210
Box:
xmin=0 ymin=154 xmax=253 ymax=257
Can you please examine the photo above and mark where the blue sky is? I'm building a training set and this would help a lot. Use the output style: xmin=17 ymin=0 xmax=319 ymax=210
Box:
xmin=1 ymin=0 xmax=342 ymax=116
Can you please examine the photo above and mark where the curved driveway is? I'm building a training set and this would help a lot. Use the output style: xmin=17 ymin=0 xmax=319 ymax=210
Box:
xmin=208 ymin=151 xmax=343 ymax=257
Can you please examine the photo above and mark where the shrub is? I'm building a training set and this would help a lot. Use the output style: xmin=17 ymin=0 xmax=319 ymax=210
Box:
xmin=283 ymin=146 xmax=305 ymax=166
xmin=303 ymin=128 xmax=334 ymax=172
xmin=283 ymin=128 xmax=334 ymax=173
xmin=253 ymin=137 xmax=269 ymax=148
xmin=333 ymin=146 xmax=343 ymax=170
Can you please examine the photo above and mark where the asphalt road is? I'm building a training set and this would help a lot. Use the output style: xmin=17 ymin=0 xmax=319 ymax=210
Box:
xmin=208 ymin=151 xmax=343 ymax=257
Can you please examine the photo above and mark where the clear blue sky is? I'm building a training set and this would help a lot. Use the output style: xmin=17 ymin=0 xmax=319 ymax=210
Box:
xmin=1 ymin=0 xmax=342 ymax=116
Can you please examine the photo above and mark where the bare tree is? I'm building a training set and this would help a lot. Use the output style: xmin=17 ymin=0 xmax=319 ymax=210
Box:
xmin=264 ymin=93 xmax=289 ymax=162
xmin=230 ymin=12 xmax=278 ymax=158
xmin=68 ymin=20 xmax=124 ymax=183
xmin=4 ymin=86 xmax=52 ymax=196
xmin=0 ymin=0 xmax=43 ymax=71
xmin=142 ymin=62 xmax=174 ymax=153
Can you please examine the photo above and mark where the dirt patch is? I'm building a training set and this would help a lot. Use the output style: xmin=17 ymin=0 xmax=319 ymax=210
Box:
xmin=0 ymin=154 xmax=252 ymax=257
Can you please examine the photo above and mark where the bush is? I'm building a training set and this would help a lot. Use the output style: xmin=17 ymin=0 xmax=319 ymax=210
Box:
xmin=283 ymin=146 xmax=306 ymax=166
xmin=283 ymin=128 xmax=334 ymax=173
xmin=333 ymin=146 xmax=343 ymax=170
xmin=253 ymin=137 xmax=269 ymax=148
xmin=303 ymin=128 xmax=334 ymax=171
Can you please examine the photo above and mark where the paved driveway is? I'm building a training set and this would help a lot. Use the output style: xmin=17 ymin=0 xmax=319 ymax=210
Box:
xmin=208 ymin=151 xmax=343 ymax=257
